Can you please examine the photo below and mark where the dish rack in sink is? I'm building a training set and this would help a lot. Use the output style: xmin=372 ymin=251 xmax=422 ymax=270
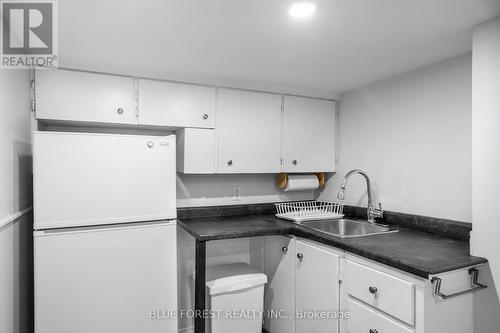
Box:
xmin=275 ymin=200 xmax=344 ymax=222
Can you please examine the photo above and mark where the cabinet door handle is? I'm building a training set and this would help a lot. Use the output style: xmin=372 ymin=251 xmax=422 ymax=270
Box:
xmin=369 ymin=286 xmax=378 ymax=294
xmin=117 ymin=108 xmax=124 ymax=114
xmin=202 ymin=113 xmax=209 ymax=120
xmin=297 ymin=253 xmax=304 ymax=261
xmin=281 ymin=246 xmax=288 ymax=253
xmin=369 ymin=329 xmax=378 ymax=333
xmin=227 ymin=160 xmax=233 ymax=166
xmin=292 ymin=160 xmax=297 ymax=166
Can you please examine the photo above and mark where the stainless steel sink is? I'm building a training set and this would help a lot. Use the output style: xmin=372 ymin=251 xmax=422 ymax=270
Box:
xmin=301 ymin=218 xmax=398 ymax=238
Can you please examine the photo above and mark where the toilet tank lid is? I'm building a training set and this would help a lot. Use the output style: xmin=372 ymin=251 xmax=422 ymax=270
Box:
xmin=201 ymin=263 xmax=268 ymax=295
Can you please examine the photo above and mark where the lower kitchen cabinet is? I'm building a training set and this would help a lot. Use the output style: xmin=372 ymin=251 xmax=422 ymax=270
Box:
xmin=263 ymin=237 xmax=342 ymax=333
xmin=295 ymin=239 xmax=342 ymax=333
xmin=264 ymin=236 xmax=295 ymax=333
xmin=264 ymin=239 xmax=477 ymax=333
xmin=342 ymin=254 xmax=475 ymax=333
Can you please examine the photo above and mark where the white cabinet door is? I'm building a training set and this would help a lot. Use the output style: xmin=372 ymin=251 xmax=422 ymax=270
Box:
xmin=263 ymin=236 xmax=295 ymax=333
xmin=217 ymin=89 xmax=282 ymax=173
xmin=34 ymin=222 xmax=178 ymax=333
xmin=35 ymin=69 xmax=135 ymax=124
xmin=138 ymin=79 xmax=216 ymax=128
xmin=295 ymin=239 xmax=340 ymax=333
xmin=283 ymin=96 xmax=336 ymax=172
xmin=176 ymin=128 xmax=216 ymax=174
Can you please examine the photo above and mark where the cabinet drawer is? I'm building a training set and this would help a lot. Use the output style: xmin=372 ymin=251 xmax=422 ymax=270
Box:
xmin=344 ymin=260 xmax=414 ymax=326
xmin=347 ymin=298 xmax=414 ymax=333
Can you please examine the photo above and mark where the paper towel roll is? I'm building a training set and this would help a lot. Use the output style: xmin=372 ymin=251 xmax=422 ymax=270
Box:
xmin=283 ymin=174 xmax=320 ymax=192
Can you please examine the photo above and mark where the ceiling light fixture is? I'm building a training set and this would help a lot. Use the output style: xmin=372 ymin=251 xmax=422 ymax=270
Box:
xmin=289 ymin=2 xmax=317 ymax=19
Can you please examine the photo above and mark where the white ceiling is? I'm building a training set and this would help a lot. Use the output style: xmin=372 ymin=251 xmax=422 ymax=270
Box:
xmin=59 ymin=0 xmax=500 ymax=98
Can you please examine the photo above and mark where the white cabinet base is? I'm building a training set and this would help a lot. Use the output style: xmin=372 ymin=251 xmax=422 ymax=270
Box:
xmin=264 ymin=239 xmax=477 ymax=333
xmin=342 ymin=254 xmax=475 ymax=333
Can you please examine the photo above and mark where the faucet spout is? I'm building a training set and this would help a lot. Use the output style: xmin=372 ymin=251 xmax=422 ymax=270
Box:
xmin=337 ymin=169 xmax=382 ymax=223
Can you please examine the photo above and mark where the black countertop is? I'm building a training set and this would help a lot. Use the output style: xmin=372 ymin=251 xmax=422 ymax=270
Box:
xmin=178 ymin=213 xmax=487 ymax=279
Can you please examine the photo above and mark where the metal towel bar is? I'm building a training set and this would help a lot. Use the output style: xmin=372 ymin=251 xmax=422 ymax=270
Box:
xmin=431 ymin=268 xmax=487 ymax=299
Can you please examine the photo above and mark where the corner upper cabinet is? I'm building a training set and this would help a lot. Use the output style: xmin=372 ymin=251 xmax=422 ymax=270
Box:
xmin=137 ymin=79 xmax=216 ymax=128
xmin=35 ymin=69 xmax=136 ymax=125
xmin=217 ymin=89 xmax=282 ymax=173
xmin=283 ymin=96 xmax=336 ymax=172
xmin=176 ymin=128 xmax=216 ymax=174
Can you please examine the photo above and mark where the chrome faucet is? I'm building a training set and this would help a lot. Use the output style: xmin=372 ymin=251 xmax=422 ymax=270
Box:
xmin=337 ymin=169 xmax=383 ymax=223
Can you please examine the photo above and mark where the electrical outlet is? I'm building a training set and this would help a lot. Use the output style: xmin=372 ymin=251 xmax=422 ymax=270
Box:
xmin=232 ymin=186 xmax=242 ymax=201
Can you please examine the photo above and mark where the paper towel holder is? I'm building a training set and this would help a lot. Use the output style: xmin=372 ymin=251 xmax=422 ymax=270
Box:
xmin=277 ymin=172 xmax=325 ymax=189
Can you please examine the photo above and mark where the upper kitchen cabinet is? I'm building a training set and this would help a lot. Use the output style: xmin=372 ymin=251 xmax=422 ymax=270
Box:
xmin=283 ymin=96 xmax=336 ymax=173
xmin=35 ymin=69 xmax=136 ymax=125
xmin=217 ymin=89 xmax=282 ymax=173
xmin=176 ymin=128 xmax=216 ymax=174
xmin=138 ymin=79 xmax=216 ymax=128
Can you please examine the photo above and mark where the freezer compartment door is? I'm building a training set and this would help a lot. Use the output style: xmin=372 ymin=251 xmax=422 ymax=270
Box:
xmin=33 ymin=131 xmax=176 ymax=229
xmin=34 ymin=221 xmax=177 ymax=333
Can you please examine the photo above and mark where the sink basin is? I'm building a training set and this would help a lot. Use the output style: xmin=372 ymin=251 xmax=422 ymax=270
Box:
xmin=300 ymin=218 xmax=398 ymax=238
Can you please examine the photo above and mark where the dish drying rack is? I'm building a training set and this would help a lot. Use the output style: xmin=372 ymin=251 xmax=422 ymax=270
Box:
xmin=275 ymin=200 xmax=344 ymax=222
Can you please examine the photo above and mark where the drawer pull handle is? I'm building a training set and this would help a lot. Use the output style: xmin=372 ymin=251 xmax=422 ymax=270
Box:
xmin=117 ymin=108 xmax=124 ymax=114
xmin=202 ymin=113 xmax=209 ymax=120
xmin=369 ymin=329 xmax=378 ymax=333
xmin=297 ymin=253 xmax=304 ymax=261
xmin=431 ymin=268 xmax=487 ymax=299
xmin=227 ymin=160 xmax=233 ymax=166
xmin=282 ymin=246 xmax=288 ymax=253
xmin=369 ymin=286 xmax=378 ymax=294
xmin=292 ymin=159 xmax=297 ymax=166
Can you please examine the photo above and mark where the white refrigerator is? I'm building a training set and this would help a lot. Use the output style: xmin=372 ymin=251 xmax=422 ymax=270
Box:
xmin=33 ymin=131 xmax=178 ymax=333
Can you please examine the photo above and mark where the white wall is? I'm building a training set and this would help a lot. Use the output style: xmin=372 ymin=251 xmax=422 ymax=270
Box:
xmin=177 ymin=173 xmax=314 ymax=207
xmin=0 ymin=70 xmax=33 ymax=333
xmin=471 ymin=16 xmax=500 ymax=333
xmin=319 ymin=54 xmax=472 ymax=222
